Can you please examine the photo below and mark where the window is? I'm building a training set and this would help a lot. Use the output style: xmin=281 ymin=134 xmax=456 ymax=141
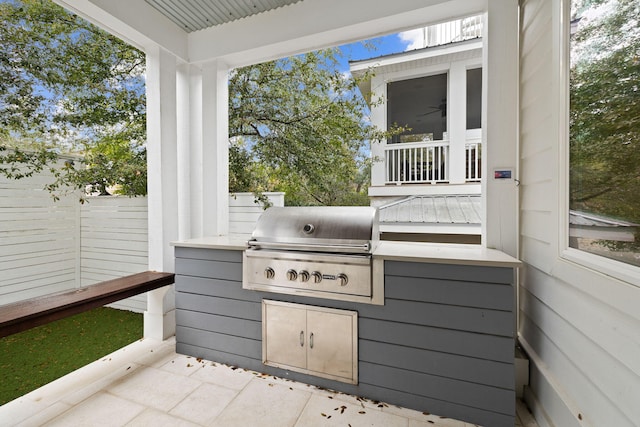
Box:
xmin=569 ymin=0 xmax=640 ymax=267
xmin=387 ymin=73 xmax=447 ymax=143
xmin=466 ymin=68 xmax=482 ymax=130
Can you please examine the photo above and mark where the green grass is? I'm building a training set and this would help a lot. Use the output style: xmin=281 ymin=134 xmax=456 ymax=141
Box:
xmin=0 ymin=307 xmax=143 ymax=405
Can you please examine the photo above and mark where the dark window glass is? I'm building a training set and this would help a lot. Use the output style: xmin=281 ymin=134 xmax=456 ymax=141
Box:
xmin=466 ymin=68 xmax=482 ymax=129
xmin=387 ymin=73 xmax=447 ymax=143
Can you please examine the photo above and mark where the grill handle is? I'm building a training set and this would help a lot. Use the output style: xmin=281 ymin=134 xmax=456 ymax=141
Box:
xmin=247 ymin=240 xmax=370 ymax=253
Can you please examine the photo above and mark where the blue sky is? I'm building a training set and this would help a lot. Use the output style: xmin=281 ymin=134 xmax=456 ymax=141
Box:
xmin=335 ymin=32 xmax=418 ymax=73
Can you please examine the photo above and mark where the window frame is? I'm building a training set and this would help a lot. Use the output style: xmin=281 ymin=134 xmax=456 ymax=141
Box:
xmin=386 ymin=71 xmax=449 ymax=143
xmin=557 ymin=0 xmax=640 ymax=289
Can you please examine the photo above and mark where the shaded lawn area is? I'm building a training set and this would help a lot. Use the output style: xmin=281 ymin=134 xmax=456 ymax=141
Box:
xmin=0 ymin=307 xmax=143 ymax=405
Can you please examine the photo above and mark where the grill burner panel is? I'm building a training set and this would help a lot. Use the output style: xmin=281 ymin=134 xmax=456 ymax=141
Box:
xmin=243 ymin=250 xmax=372 ymax=298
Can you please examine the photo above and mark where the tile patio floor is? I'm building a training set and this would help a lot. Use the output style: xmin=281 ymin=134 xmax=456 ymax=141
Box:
xmin=0 ymin=337 xmax=538 ymax=427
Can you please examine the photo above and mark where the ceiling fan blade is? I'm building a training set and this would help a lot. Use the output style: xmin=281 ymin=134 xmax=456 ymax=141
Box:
xmin=417 ymin=109 xmax=441 ymax=117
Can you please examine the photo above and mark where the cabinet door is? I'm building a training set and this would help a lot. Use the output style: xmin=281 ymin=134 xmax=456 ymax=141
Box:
xmin=306 ymin=309 xmax=357 ymax=382
xmin=263 ymin=301 xmax=307 ymax=370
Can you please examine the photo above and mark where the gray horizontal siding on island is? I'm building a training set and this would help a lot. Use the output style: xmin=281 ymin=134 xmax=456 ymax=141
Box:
xmin=174 ymin=247 xmax=516 ymax=427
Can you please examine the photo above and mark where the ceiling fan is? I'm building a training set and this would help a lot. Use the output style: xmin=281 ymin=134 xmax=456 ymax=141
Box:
xmin=417 ymin=99 xmax=447 ymax=118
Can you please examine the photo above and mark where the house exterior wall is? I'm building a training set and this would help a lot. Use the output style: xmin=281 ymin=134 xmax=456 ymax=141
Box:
xmin=519 ymin=1 xmax=640 ymax=426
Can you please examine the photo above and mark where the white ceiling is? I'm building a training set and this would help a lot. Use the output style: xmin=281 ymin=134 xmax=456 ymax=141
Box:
xmin=144 ymin=0 xmax=302 ymax=32
xmin=57 ymin=0 xmax=484 ymax=66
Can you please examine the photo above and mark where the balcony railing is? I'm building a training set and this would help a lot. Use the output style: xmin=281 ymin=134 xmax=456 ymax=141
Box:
xmin=385 ymin=141 xmax=449 ymax=184
xmin=413 ymin=15 xmax=484 ymax=49
xmin=384 ymin=140 xmax=482 ymax=185
xmin=465 ymin=140 xmax=482 ymax=181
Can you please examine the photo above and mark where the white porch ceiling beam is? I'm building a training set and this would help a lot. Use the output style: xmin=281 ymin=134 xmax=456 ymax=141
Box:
xmin=189 ymin=0 xmax=485 ymax=67
xmin=54 ymin=0 xmax=189 ymax=61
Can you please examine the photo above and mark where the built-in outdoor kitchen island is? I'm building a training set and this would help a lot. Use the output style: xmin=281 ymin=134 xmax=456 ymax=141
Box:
xmin=172 ymin=209 xmax=520 ymax=427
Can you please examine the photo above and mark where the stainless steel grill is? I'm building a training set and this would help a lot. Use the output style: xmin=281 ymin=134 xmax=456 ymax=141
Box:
xmin=242 ymin=206 xmax=383 ymax=304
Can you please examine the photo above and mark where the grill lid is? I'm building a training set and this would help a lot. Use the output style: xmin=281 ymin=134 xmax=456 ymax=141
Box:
xmin=248 ymin=206 xmax=379 ymax=253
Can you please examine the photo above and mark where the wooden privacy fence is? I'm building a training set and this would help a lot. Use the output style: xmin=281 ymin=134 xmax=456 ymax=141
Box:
xmin=229 ymin=192 xmax=285 ymax=234
xmin=0 ymin=173 xmax=150 ymax=311
xmin=0 ymin=165 xmax=282 ymax=312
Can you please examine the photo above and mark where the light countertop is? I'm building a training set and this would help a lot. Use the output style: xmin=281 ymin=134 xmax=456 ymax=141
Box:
xmin=373 ymin=241 xmax=521 ymax=268
xmin=171 ymin=235 xmax=249 ymax=251
xmin=172 ymin=236 xmax=521 ymax=268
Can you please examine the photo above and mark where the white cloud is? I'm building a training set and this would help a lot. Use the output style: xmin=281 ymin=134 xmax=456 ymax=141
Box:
xmin=398 ymin=28 xmax=425 ymax=51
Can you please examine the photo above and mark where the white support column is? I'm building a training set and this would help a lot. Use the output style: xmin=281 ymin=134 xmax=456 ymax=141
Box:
xmin=176 ymin=61 xmax=192 ymax=241
xmin=369 ymin=75 xmax=387 ymax=187
xmin=199 ymin=60 xmax=230 ymax=237
xmin=481 ymin=1 xmax=519 ymax=257
xmin=188 ymin=66 xmax=204 ymax=238
xmin=448 ymin=62 xmax=468 ymax=184
xmin=144 ymin=45 xmax=179 ymax=340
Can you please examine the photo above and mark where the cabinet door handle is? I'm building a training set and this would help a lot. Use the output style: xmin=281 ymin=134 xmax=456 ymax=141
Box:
xmin=300 ymin=331 xmax=304 ymax=347
xmin=309 ymin=332 xmax=314 ymax=349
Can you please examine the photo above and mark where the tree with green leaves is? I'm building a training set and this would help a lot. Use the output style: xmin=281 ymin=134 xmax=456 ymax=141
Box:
xmin=229 ymin=50 xmax=388 ymax=206
xmin=0 ymin=0 xmax=146 ymax=199
xmin=570 ymin=0 xmax=640 ymax=259
xmin=1 ymin=0 xmax=390 ymax=205
xmin=0 ymin=0 xmax=146 ymax=200
xmin=570 ymin=0 xmax=640 ymax=222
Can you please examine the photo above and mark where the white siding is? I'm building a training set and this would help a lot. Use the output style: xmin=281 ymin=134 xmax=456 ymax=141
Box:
xmin=519 ymin=1 xmax=640 ymax=427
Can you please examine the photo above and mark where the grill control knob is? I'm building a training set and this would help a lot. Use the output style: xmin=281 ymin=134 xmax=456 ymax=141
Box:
xmin=299 ymin=270 xmax=310 ymax=282
xmin=311 ymin=271 xmax=322 ymax=283
xmin=337 ymin=273 xmax=349 ymax=287
xmin=286 ymin=269 xmax=298 ymax=281
xmin=264 ymin=267 xmax=275 ymax=280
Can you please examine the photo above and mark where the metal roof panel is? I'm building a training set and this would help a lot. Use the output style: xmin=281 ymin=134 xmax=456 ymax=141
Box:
xmin=145 ymin=0 xmax=302 ymax=32
xmin=379 ymin=195 xmax=481 ymax=226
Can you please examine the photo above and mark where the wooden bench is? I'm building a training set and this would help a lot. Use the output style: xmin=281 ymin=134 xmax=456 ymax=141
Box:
xmin=0 ymin=271 xmax=175 ymax=338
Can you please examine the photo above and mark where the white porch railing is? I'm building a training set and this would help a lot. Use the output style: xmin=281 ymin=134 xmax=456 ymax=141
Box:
xmin=465 ymin=139 xmax=482 ymax=181
xmin=383 ymin=139 xmax=482 ymax=185
xmin=385 ymin=141 xmax=449 ymax=184
xmin=411 ymin=15 xmax=483 ymax=49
